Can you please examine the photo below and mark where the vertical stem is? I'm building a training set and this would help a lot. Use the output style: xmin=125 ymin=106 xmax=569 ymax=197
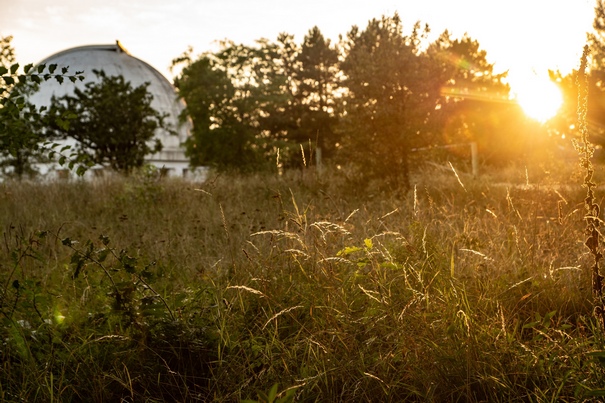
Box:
xmin=577 ymin=45 xmax=605 ymax=330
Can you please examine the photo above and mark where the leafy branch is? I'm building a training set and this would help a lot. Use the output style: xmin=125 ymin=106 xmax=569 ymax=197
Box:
xmin=0 ymin=60 xmax=88 ymax=177
xmin=62 ymin=235 xmax=176 ymax=322
xmin=0 ymin=62 xmax=84 ymax=89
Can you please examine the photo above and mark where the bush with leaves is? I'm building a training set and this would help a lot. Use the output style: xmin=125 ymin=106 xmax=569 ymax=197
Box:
xmin=45 ymin=69 xmax=172 ymax=174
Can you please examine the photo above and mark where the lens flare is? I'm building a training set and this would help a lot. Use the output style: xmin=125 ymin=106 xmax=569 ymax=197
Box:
xmin=510 ymin=73 xmax=563 ymax=122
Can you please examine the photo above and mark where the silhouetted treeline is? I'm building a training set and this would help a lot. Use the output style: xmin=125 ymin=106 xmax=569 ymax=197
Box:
xmin=173 ymin=13 xmax=596 ymax=186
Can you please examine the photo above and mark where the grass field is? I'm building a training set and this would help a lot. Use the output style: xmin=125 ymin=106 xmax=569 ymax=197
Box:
xmin=1 ymin=158 xmax=605 ymax=402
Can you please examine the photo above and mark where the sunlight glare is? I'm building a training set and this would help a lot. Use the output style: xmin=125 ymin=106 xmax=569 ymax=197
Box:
xmin=511 ymin=73 xmax=563 ymax=122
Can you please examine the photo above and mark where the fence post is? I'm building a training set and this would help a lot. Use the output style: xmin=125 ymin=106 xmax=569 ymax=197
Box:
xmin=316 ymin=147 xmax=323 ymax=176
xmin=470 ymin=142 xmax=478 ymax=177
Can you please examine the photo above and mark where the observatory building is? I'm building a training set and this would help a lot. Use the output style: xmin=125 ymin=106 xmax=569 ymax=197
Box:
xmin=28 ymin=41 xmax=194 ymax=178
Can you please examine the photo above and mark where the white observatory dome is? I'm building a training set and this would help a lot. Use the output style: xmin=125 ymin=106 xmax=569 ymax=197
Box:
xmin=28 ymin=41 xmax=194 ymax=178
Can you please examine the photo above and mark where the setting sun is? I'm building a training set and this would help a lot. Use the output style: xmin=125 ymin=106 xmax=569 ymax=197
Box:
xmin=510 ymin=73 xmax=563 ymax=122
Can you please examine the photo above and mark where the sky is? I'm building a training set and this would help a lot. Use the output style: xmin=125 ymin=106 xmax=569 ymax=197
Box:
xmin=0 ymin=0 xmax=597 ymax=84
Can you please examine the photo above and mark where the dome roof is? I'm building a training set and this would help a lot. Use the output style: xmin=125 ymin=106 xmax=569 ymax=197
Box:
xmin=28 ymin=42 xmax=190 ymax=170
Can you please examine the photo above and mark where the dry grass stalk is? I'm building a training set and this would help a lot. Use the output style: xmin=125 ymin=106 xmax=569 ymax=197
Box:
xmin=575 ymin=45 xmax=605 ymax=329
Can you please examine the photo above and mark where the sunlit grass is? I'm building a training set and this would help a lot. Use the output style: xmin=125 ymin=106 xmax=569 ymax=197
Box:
xmin=1 ymin=159 xmax=605 ymax=401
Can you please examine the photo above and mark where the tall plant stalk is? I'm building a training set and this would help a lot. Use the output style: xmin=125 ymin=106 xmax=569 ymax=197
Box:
xmin=576 ymin=45 xmax=605 ymax=330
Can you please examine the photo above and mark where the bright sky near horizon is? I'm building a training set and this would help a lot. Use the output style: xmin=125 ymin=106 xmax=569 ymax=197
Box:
xmin=0 ymin=0 xmax=597 ymax=85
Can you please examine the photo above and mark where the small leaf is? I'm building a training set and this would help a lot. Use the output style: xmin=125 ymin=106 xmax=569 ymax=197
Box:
xmin=97 ymin=248 xmax=110 ymax=263
xmin=70 ymin=252 xmax=83 ymax=265
xmin=10 ymin=63 xmax=19 ymax=74
xmin=364 ymin=238 xmax=373 ymax=249
xmin=62 ymin=66 xmax=69 ymax=74
xmin=24 ymin=63 xmax=33 ymax=74
xmin=121 ymin=254 xmax=137 ymax=273
xmin=76 ymin=166 xmax=87 ymax=176
xmin=56 ymin=118 xmax=70 ymax=131
xmin=100 ymin=235 xmax=110 ymax=246
xmin=586 ymin=389 xmax=605 ymax=397
xmin=522 ymin=321 xmax=539 ymax=330
xmin=37 ymin=64 xmax=46 ymax=73
xmin=3 ymin=76 xmax=15 ymax=85
xmin=336 ymin=246 xmax=362 ymax=257
xmin=49 ymin=64 xmax=57 ymax=74
xmin=268 ymin=383 xmax=279 ymax=402
xmin=73 ymin=259 xmax=85 ymax=279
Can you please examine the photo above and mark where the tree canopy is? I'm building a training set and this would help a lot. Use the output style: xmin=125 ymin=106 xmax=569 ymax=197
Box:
xmin=173 ymin=15 xmax=514 ymax=186
xmin=173 ymin=29 xmax=341 ymax=173
xmin=339 ymin=16 xmax=443 ymax=187
xmin=543 ymin=1 xmax=605 ymax=157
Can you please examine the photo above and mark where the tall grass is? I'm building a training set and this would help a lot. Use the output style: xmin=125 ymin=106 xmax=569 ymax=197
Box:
xmin=0 ymin=159 xmax=604 ymax=401
xmin=574 ymin=45 xmax=605 ymax=331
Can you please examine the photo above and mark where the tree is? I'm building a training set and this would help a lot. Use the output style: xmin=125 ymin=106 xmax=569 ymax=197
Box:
xmin=0 ymin=35 xmax=85 ymax=178
xmin=174 ymin=39 xmax=299 ymax=173
xmin=289 ymin=27 xmax=340 ymax=164
xmin=338 ymin=17 xmax=516 ymax=186
xmin=45 ymin=70 xmax=169 ymax=174
xmin=548 ymin=1 xmax=605 ymax=155
xmin=174 ymin=47 xmax=277 ymax=172
xmin=238 ymin=35 xmax=298 ymax=167
xmin=572 ymin=0 xmax=605 ymax=149
xmin=174 ymin=29 xmax=344 ymax=173
xmin=339 ymin=14 xmax=441 ymax=188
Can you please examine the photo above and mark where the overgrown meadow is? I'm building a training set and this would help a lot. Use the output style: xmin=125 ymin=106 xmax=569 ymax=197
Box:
xmin=1 ymin=155 xmax=605 ymax=402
